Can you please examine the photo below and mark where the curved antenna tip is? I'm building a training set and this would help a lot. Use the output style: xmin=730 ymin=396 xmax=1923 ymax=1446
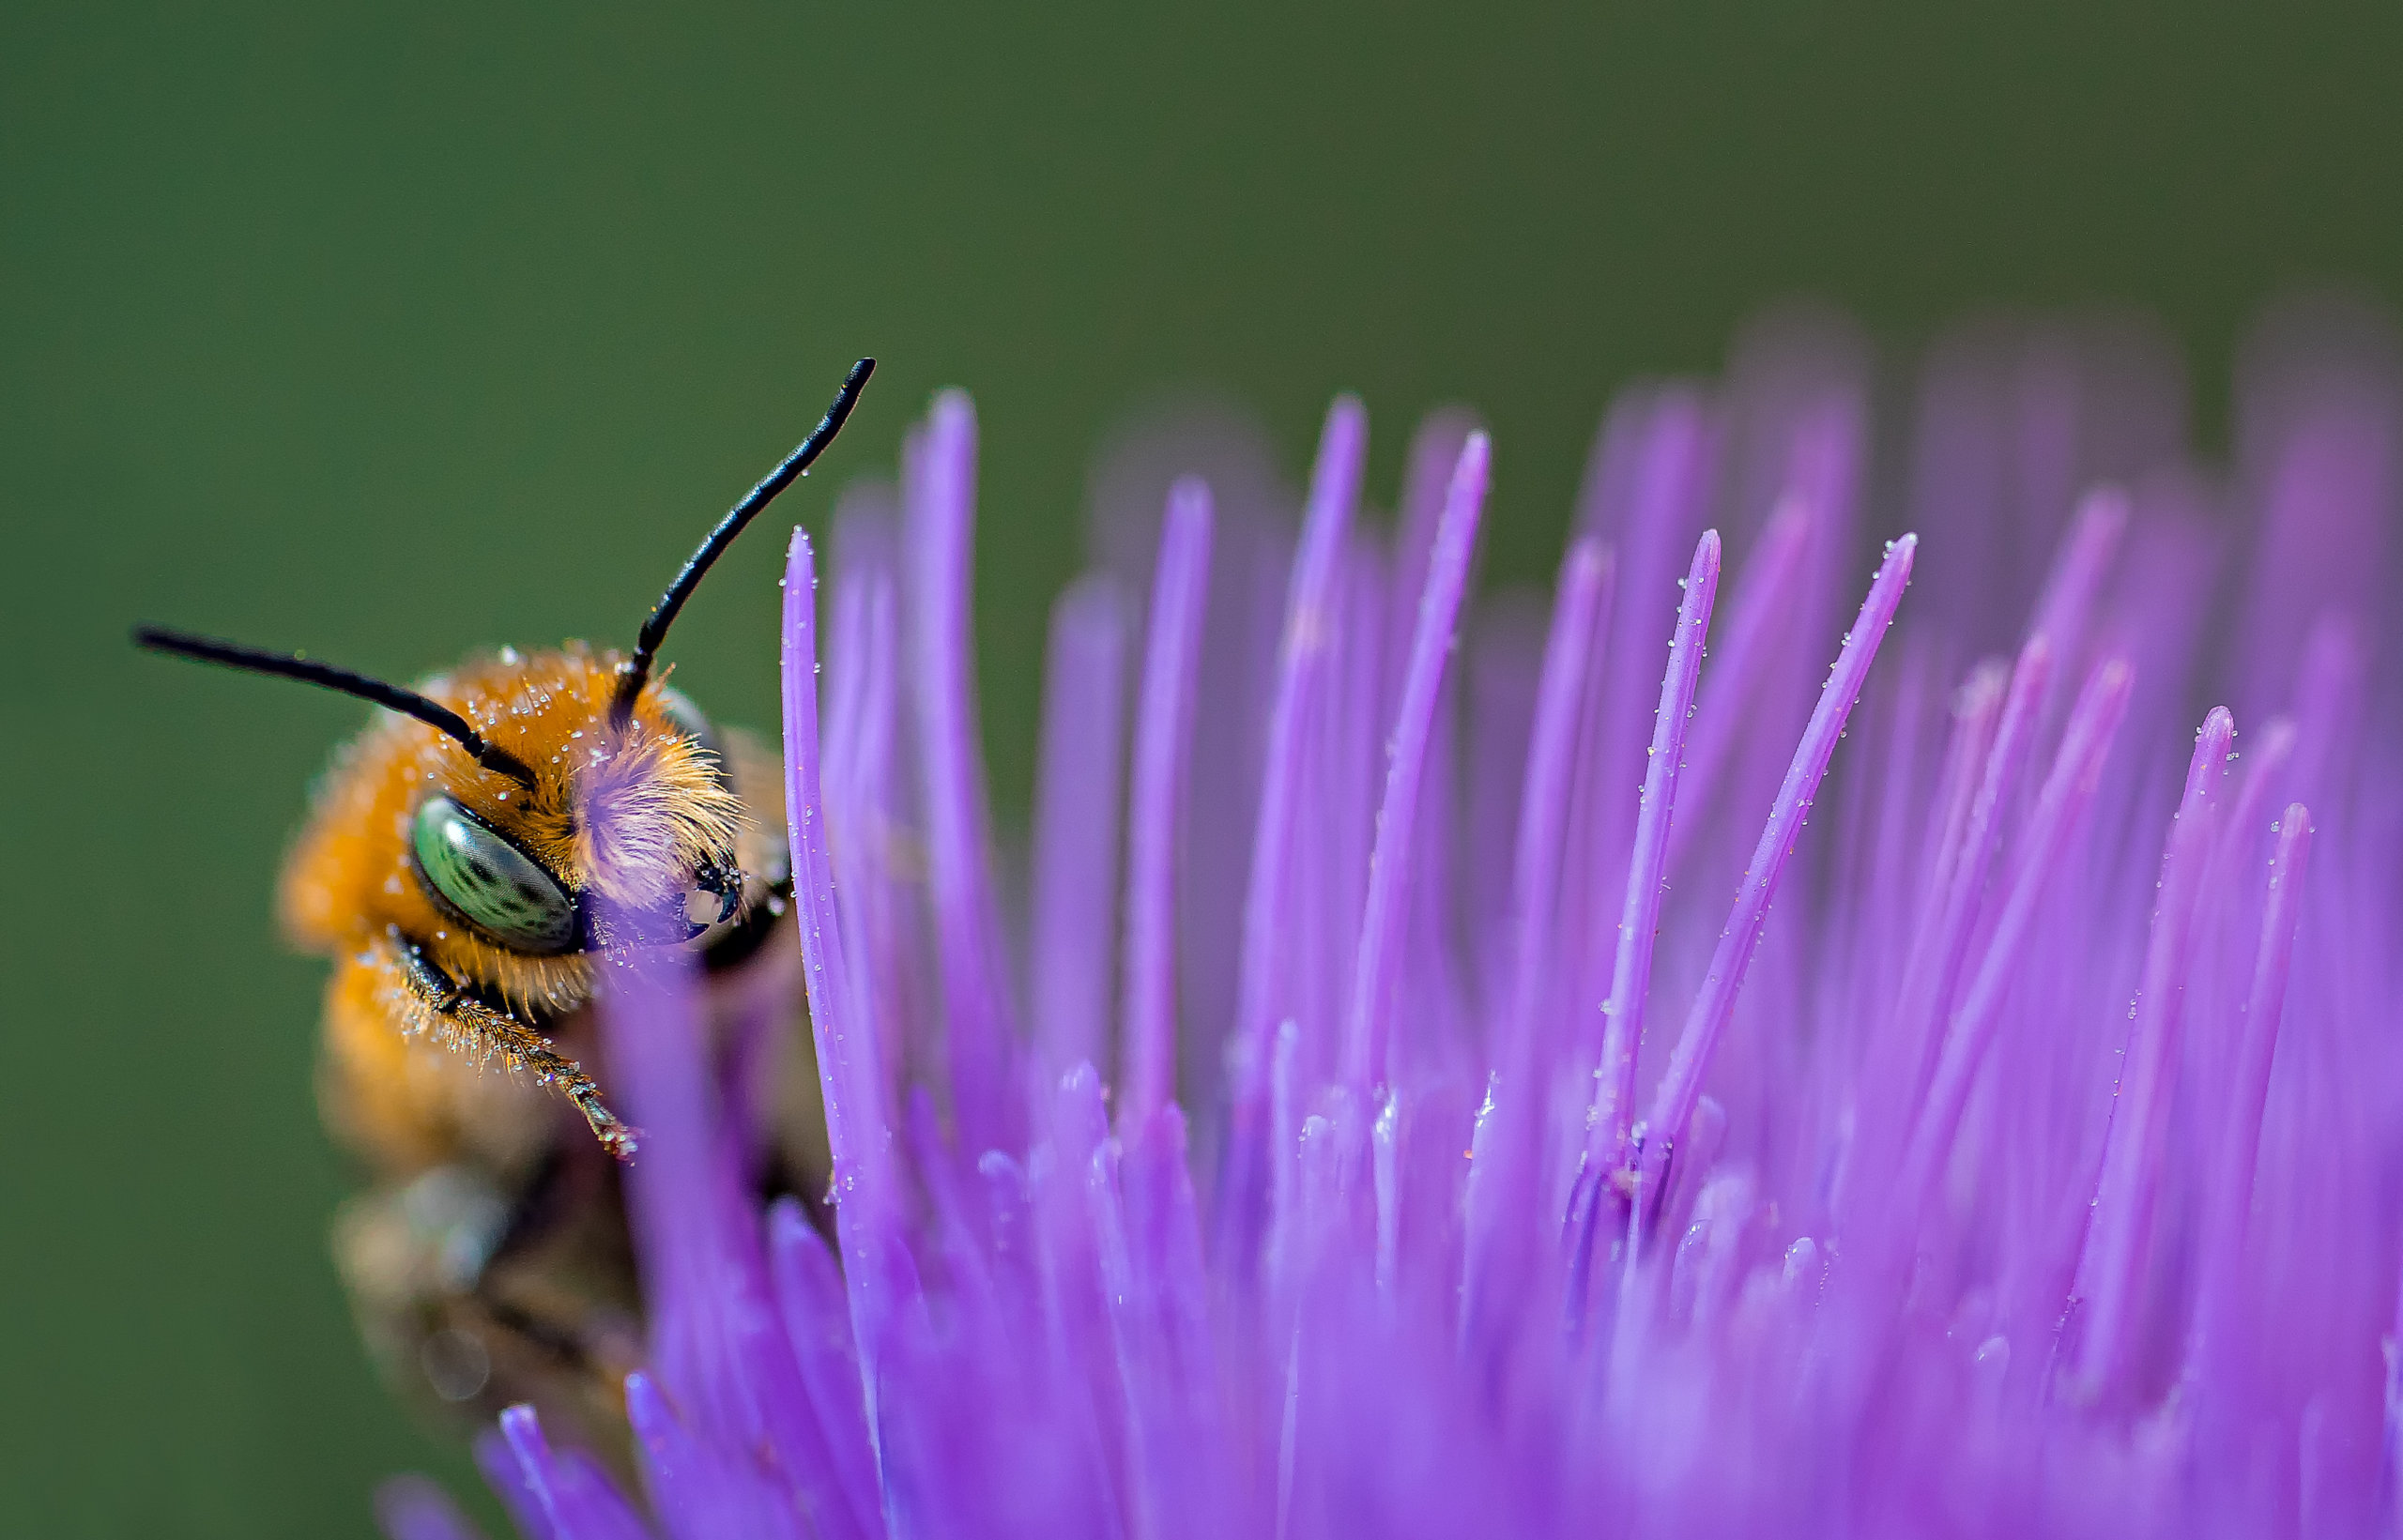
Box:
xmin=610 ymin=356 xmax=879 ymax=725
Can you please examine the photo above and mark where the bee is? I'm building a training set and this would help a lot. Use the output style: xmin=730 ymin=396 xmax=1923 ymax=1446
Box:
xmin=136 ymin=358 xmax=873 ymax=1463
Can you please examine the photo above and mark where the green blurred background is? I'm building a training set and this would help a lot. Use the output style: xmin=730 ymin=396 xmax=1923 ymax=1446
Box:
xmin=4 ymin=2 xmax=2398 ymax=1532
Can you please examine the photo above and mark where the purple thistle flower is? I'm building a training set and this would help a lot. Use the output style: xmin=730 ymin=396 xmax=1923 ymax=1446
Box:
xmin=388 ymin=295 xmax=2403 ymax=1539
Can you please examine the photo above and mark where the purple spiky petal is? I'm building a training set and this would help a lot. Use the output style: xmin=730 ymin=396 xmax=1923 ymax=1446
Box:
xmin=380 ymin=297 xmax=2399 ymax=1540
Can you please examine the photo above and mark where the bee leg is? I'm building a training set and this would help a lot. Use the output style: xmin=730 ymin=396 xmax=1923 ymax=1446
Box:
xmin=370 ymin=927 xmax=640 ymax=1160
xmin=454 ymin=1278 xmax=645 ymax=1482
xmin=461 ymin=1153 xmax=646 ymax=1445
xmin=472 ymin=1289 xmax=610 ymax=1375
xmin=484 ymin=1145 xmax=574 ymax=1258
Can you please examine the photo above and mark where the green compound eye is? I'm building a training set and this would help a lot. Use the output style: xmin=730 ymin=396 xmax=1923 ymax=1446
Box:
xmin=410 ymin=796 xmax=580 ymax=955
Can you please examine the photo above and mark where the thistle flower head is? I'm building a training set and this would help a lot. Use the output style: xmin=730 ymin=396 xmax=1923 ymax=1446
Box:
xmin=390 ymin=297 xmax=2403 ymax=1540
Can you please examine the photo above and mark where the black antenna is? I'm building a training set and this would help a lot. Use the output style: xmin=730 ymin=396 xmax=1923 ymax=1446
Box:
xmin=134 ymin=626 xmax=540 ymax=786
xmin=610 ymin=357 xmax=876 ymax=726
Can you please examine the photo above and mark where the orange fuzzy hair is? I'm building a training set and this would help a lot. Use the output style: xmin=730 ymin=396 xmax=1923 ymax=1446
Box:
xmin=278 ymin=644 xmax=747 ymax=1169
xmin=282 ymin=643 xmax=742 ymax=1006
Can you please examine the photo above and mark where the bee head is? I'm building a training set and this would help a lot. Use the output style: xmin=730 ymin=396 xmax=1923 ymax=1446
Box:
xmin=395 ymin=648 xmax=748 ymax=959
xmin=137 ymin=358 xmax=866 ymax=1007
xmin=235 ymin=647 xmax=742 ymax=1017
